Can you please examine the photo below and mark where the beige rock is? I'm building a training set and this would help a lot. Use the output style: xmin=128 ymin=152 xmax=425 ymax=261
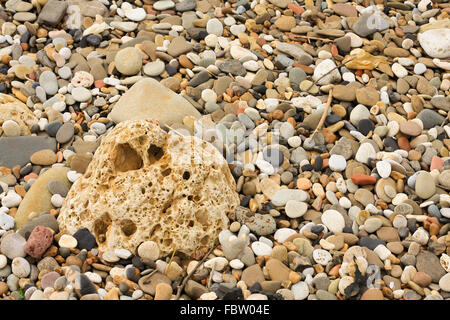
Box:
xmin=57 ymin=119 xmax=239 ymax=256
xmin=15 ymin=167 xmax=70 ymax=229
xmin=108 ymin=78 xmax=201 ymax=127
xmin=154 ymin=283 xmax=173 ymax=300
xmin=0 ymin=94 xmax=38 ymax=136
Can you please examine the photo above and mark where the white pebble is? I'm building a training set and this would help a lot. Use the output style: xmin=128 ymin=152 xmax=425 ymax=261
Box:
xmin=114 ymin=248 xmax=132 ymax=259
xmin=413 ymin=63 xmax=426 ymax=75
xmin=0 ymin=212 xmax=15 ymax=231
xmin=12 ymin=257 xmax=30 ymax=278
xmin=51 ymin=194 xmax=64 ymax=208
xmin=1 ymin=191 xmax=22 ymax=208
xmin=392 ymin=63 xmax=408 ymax=78
xmin=251 ymin=241 xmax=272 ymax=256
xmin=229 ymin=259 xmax=244 ymax=269
xmin=58 ymin=234 xmax=78 ymax=249
xmin=374 ymin=244 xmax=391 ymax=260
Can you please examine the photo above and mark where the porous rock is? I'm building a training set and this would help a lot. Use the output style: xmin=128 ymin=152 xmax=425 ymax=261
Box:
xmin=0 ymin=93 xmax=38 ymax=136
xmin=57 ymin=119 xmax=239 ymax=256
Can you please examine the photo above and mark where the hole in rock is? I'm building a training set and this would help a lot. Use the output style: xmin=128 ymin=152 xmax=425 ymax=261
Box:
xmin=182 ymin=171 xmax=190 ymax=180
xmin=200 ymin=236 xmax=209 ymax=245
xmin=120 ymin=219 xmax=137 ymax=236
xmin=114 ymin=143 xmax=143 ymax=172
xmin=93 ymin=213 xmax=112 ymax=243
xmin=149 ymin=224 xmax=161 ymax=238
xmin=163 ymin=239 xmax=172 ymax=247
xmin=161 ymin=168 xmax=172 ymax=177
xmin=148 ymin=144 xmax=163 ymax=164
xmin=195 ymin=209 xmax=208 ymax=225
xmin=188 ymin=220 xmax=194 ymax=227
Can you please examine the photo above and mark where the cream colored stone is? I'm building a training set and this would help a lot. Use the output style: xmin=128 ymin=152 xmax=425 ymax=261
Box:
xmin=58 ymin=119 xmax=239 ymax=256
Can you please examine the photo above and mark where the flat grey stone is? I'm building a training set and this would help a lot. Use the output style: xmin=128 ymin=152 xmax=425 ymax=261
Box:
xmin=0 ymin=136 xmax=56 ymax=168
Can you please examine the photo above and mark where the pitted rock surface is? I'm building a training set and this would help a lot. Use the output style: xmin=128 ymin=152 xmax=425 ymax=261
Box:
xmin=57 ymin=119 xmax=239 ymax=256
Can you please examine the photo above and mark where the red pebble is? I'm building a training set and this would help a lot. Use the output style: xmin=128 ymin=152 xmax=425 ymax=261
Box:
xmin=24 ymin=226 xmax=53 ymax=259
xmin=430 ymin=155 xmax=444 ymax=171
xmin=236 ymin=108 xmax=245 ymax=114
xmin=351 ymin=173 xmax=377 ymax=185
xmin=288 ymin=3 xmax=305 ymax=15
xmin=397 ymin=136 xmax=411 ymax=151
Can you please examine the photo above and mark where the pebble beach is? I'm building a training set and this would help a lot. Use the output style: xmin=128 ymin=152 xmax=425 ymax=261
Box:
xmin=0 ymin=0 xmax=449 ymax=301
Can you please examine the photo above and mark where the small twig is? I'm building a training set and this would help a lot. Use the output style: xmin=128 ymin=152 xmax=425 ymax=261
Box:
xmin=165 ymin=247 xmax=177 ymax=275
xmin=175 ymin=245 xmax=217 ymax=300
xmin=311 ymin=87 xmax=334 ymax=138
xmin=207 ymin=263 xmax=215 ymax=289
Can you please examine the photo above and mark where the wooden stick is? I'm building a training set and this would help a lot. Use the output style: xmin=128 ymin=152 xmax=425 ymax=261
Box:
xmin=175 ymin=245 xmax=217 ymax=300
xmin=165 ymin=247 xmax=177 ymax=275
xmin=311 ymin=87 xmax=333 ymax=138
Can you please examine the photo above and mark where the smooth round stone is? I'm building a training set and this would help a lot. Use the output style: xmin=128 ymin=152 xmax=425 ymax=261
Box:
xmin=243 ymin=60 xmax=259 ymax=71
xmin=415 ymin=172 xmax=436 ymax=199
xmin=114 ymin=47 xmax=142 ymax=75
xmin=439 ymin=273 xmax=450 ymax=292
xmin=124 ymin=8 xmax=146 ymax=21
xmin=1 ymin=192 xmax=22 ymax=208
xmin=39 ymin=71 xmax=58 ymax=95
xmin=251 ymin=241 xmax=272 ymax=256
xmin=285 ymin=200 xmax=308 ymax=218
xmin=71 ymin=87 xmax=91 ymax=102
xmin=349 ymin=104 xmax=370 ymax=126
xmin=206 ymin=18 xmax=223 ymax=36
xmin=56 ymin=122 xmax=75 ymax=144
xmin=204 ymin=34 xmax=218 ymax=47
xmin=271 ymin=189 xmax=308 ymax=206
xmin=58 ymin=66 xmax=72 ymax=79
xmin=153 ymin=0 xmax=175 ymax=10
xmin=144 ymin=60 xmax=165 ymax=76
xmin=2 ymin=120 xmax=21 ymax=137
xmin=48 ymin=180 xmax=69 ymax=197
xmin=51 ymin=193 xmax=64 ymax=207
xmin=230 ymin=24 xmax=246 ymax=35
xmin=11 ymin=257 xmax=30 ymax=278
xmin=376 ymin=161 xmax=391 ymax=178
xmin=58 ymin=234 xmax=78 ymax=249
xmin=414 ymin=63 xmax=426 ymax=75
xmin=201 ymin=89 xmax=217 ymax=103
xmin=329 ymin=154 xmax=347 ymax=171
xmin=291 ymin=281 xmax=309 ymax=300
xmin=392 ymin=63 xmax=408 ymax=78
xmin=355 ymin=143 xmax=376 ymax=164
xmin=321 ymin=210 xmax=345 ymax=233
xmin=0 ymin=233 xmax=26 ymax=259
xmin=441 ymin=208 xmax=450 ymax=219
xmin=90 ymin=122 xmax=106 ymax=135
xmin=137 ymin=241 xmax=160 ymax=261
xmin=313 ymin=249 xmax=332 ymax=266
xmin=364 ymin=217 xmax=383 ymax=233
xmin=0 ymin=255 xmax=7 ymax=269
xmin=280 ymin=122 xmax=294 ymax=139
xmin=417 ymin=28 xmax=450 ymax=59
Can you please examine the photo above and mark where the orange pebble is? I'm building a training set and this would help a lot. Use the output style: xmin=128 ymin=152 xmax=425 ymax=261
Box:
xmin=24 ymin=172 xmax=39 ymax=182
xmin=397 ymin=136 xmax=411 ymax=151
xmin=351 ymin=173 xmax=377 ymax=185
xmin=94 ymin=80 xmax=106 ymax=88
xmin=297 ymin=177 xmax=312 ymax=190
